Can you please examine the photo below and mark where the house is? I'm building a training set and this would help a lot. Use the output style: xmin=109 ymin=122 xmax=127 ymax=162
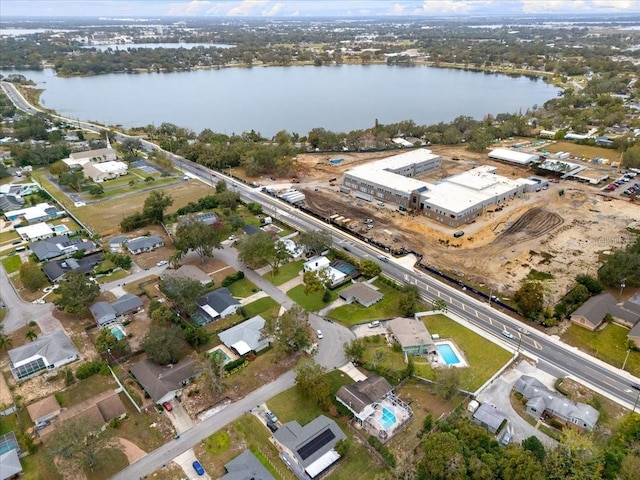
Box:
xmin=190 ymin=211 xmax=219 ymax=226
xmin=130 ymin=358 xmax=197 ymax=404
xmin=0 ymin=182 xmax=39 ymax=211
xmin=42 ymin=252 xmax=104 ymax=282
xmin=82 ymin=161 xmax=128 ymax=182
xmin=39 ymin=390 xmax=127 ymax=440
xmin=8 ymin=329 xmax=80 ymax=381
xmin=0 ymin=432 xmax=21 ymax=480
xmin=338 ymin=282 xmax=383 ymax=307
xmin=90 ymin=294 xmax=142 ymax=326
xmin=26 ymin=395 xmax=62 ymax=429
xmin=64 ymin=147 xmax=117 ymax=167
xmin=242 ymin=225 xmax=261 ymax=236
xmin=219 ymin=315 xmax=270 ymax=355
xmin=162 ymin=264 xmax=211 ymax=285
xmin=336 ymin=375 xmax=393 ymax=422
xmin=4 ymin=203 xmax=61 ymax=224
xmin=472 ymin=403 xmax=508 ymax=434
xmin=221 ymin=450 xmax=275 ymax=480
xmin=108 ymin=235 xmax=128 ymax=252
xmin=30 ymin=235 xmax=96 ymax=261
xmin=570 ymin=293 xmax=618 ymax=330
xmin=15 ymin=222 xmax=54 ymax=242
xmin=387 ymin=317 xmax=436 ymax=356
xmin=514 ymin=375 xmax=599 ymax=432
xmin=89 ymin=302 xmax=117 ymax=327
xmin=278 ymin=238 xmax=304 ymax=258
xmin=273 ymin=415 xmax=346 ymax=479
xmin=196 ymin=287 xmax=241 ymax=324
xmin=127 ymin=235 xmax=164 ymax=254
xmin=303 ymin=255 xmax=347 ymax=287
xmin=111 ymin=294 xmax=143 ymax=316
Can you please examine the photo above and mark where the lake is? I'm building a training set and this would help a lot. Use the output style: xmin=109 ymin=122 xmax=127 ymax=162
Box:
xmin=6 ymin=65 xmax=560 ymax=137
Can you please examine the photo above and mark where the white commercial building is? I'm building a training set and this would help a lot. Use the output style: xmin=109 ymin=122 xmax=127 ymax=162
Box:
xmin=83 ymin=161 xmax=128 ymax=182
xmin=15 ymin=222 xmax=55 ymax=241
xmin=64 ymin=147 xmax=117 ymax=167
xmin=488 ymin=148 xmax=540 ymax=165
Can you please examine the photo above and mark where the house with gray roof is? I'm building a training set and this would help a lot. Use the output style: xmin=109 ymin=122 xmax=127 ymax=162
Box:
xmin=514 ymin=375 xmax=599 ymax=432
xmin=111 ymin=293 xmax=143 ymax=316
xmin=130 ymin=358 xmax=197 ymax=404
xmin=31 ymin=235 xmax=96 ymax=261
xmin=90 ymin=302 xmax=117 ymax=327
xmin=162 ymin=264 xmax=211 ymax=285
xmin=472 ymin=403 xmax=508 ymax=434
xmin=336 ymin=375 xmax=393 ymax=422
xmin=221 ymin=450 xmax=275 ymax=480
xmin=0 ymin=432 xmax=22 ymax=480
xmin=273 ymin=415 xmax=346 ymax=479
xmin=219 ymin=315 xmax=270 ymax=356
xmin=387 ymin=317 xmax=436 ymax=356
xmin=42 ymin=252 xmax=104 ymax=282
xmin=26 ymin=395 xmax=62 ymax=428
xmin=8 ymin=329 xmax=80 ymax=381
xmin=108 ymin=235 xmax=128 ymax=252
xmin=339 ymin=282 xmax=383 ymax=307
xmin=90 ymin=294 xmax=142 ymax=327
xmin=196 ymin=287 xmax=240 ymax=324
xmin=570 ymin=293 xmax=618 ymax=331
xmin=126 ymin=235 xmax=164 ymax=255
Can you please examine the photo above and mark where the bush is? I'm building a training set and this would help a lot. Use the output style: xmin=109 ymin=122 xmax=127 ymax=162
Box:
xmin=367 ymin=435 xmax=396 ymax=468
xmin=75 ymin=361 xmax=109 ymax=380
xmin=224 ymin=356 xmax=247 ymax=372
xmin=221 ymin=270 xmax=245 ymax=287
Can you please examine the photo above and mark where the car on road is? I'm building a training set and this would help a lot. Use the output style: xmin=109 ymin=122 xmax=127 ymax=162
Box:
xmin=156 ymin=260 xmax=168 ymax=267
xmin=502 ymin=330 xmax=514 ymax=339
xmin=368 ymin=321 xmax=381 ymax=328
xmin=342 ymin=246 xmax=350 ymax=252
xmin=517 ymin=327 xmax=530 ymax=335
xmin=316 ymin=329 xmax=323 ymax=339
xmin=162 ymin=402 xmax=172 ymax=412
xmin=192 ymin=460 xmax=205 ymax=476
xmin=378 ymin=255 xmax=388 ymax=262
xmin=265 ymin=411 xmax=278 ymax=423
xmin=228 ymin=235 xmax=237 ymax=241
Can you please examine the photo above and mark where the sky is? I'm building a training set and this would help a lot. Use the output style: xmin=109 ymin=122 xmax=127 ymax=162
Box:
xmin=2 ymin=0 xmax=640 ymax=18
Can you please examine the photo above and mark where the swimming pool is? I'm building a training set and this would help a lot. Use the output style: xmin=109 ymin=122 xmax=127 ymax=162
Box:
xmin=53 ymin=225 xmax=69 ymax=233
xmin=436 ymin=343 xmax=460 ymax=365
xmin=109 ymin=325 xmax=126 ymax=341
xmin=378 ymin=407 xmax=397 ymax=431
xmin=211 ymin=347 xmax=231 ymax=364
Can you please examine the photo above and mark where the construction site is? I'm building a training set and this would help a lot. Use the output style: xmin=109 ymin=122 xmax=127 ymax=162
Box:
xmin=246 ymin=142 xmax=638 ymax=302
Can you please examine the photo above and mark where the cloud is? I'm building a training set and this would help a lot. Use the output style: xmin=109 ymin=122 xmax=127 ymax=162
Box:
xmin=264 ymin=2 xmax=285 ymax=16
xmin=391 ymin=3 xmax=406 ymax=15
xmin=521 ymin=0 xmax=639 ymax=13
xmin=227 ymin=0 xmax=270 ymax=16
xmin=166 ymin=0 xmax=211 ymax=16
xmin=418 ymin=0 xmax=493 ymax=14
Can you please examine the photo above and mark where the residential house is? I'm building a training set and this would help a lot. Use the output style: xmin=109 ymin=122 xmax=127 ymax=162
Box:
xmin=338 ymin=282 xmax=383 ymax=307
xmin=90 ymin=294 xmax=142 ymax=327
xmin=111 ymin=294 xmax=143 ymax=316
xmin=130 ymin=358 xmax=197 ymax=404
xmin=336 ymin=375 xmax=393 ymax=423
xmin=4 ymin=202 xmax=61 ymax=224
xmin=42 ymin=252 xmax=104 ymax=282
xmin=242 ymin=225 xmax=261 ymax=236
xmin=83 ymin=161 xmax=128 ymax=182
xmin=15 ymin=222 xmax=55 ymax=242
xmin=187 ymin=211 xmax=219 ymax=226
xmin=273 ymin=415 xmax=346 ymax=479
xmin=8 ymin=329 xmax=80 ymax=381
xmin=570 ymin=293 xmax=618 ymax=331
xmin=196 ymin=287 xmax=241 ymax=324
xmin=387 ymin=317 xmax=436 ymax=356
xmin=26 ymin=395 xmax=62 ymax=429
xmin=278 ymin=238 xmax=304 ymax=258
xmin=221 ymin=450 xmax=275 ymax=480
xmin=0 ymin=182 xmax=39 ymax=211
xmin=108 ymin=236 xmax=128 ymax=252
xmin=303 ymin=255 xmax=347 ymax=287
xmin=514 ymin=375 xmax=599 ymax=432
xmin=219 ymin=315 xmax=270 ymax=356
xmin=162 ymin=265 xmax=211 ymax=285
xmin=0 ymin=432 xmax=21 ymax=480
xmin=30 ymin=235 xmax=96 ymax=261
xmin=89 ymin=302 xmax=117 ymax=327
xmin=127 ymin=235 xmax=164 ymax=255
xmin=472 ymin=403 xmax=508 ymax=434
xmin=39 ymin=390 xmax=127 ymax=440
xmin=64 ymin=147 xmax=117 ymax=168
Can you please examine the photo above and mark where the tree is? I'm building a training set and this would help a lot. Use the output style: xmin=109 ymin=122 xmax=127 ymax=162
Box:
xmin=344 ymin=338 xmax=366 ymax=364
xmin=0 ymin=325 xmax=13 ymax=352
xmin=237 ymin=231 xmax=290 ymax=273
xmin=25 ymin=329 xmax=38 ymax=342
xmin=95 ymin=328 xmax=130 ymax=358
xmin=522 ymin=436 xmax=546 ymax=463
xmin=297 ymin=230 xmax=332 ymax=256
xmin=359 ymin=259 xmax=381 ymax=278
xmin=398 ymin=285 xmax=420 ymax=316
xmin=174 ymin=216 xmax=221 ymax=263
xmin=46 ymin=416 xmax=111 ymax=475
xmin=49 ymin=161 xmax=70 ymax=176
xmin=119 ymin=137 xmax=142 ymax=159
xmin=513 ymin=281 xmax=545 ymax=319
xmin=59 ymin=170 xmax=85 ymax=192
xmin=88 ymin=184 xmax=104 ymax=196
xmin=54 ymin=271 xmax=100 ymax=316
xmin=295 ymin=359 xmax=331 ymax=408
xmin=575 ymin=274 xmax=603 ymax=294
xmin=263 ymin=305 xmax=312 ymax=356
xmin=215 ymin=180 xmax=227 ymax=193
xmin=19 ymin=262 xmax=48 ymax=291
xmin=432 ymin=298 xmax=447 ymax=312
xmin=159 ymin=277 xmax=207 ymax=316
xmin=199 ymin=351 xmax=225 ymax=396
xmin=217 ymin=190 xmax=240 ymax=210
xmin=435 ymin=366 xmax=461 ymax=400
xmin=419 ymin=431 xmax=466 ymax=480
xmin=142 ymin=190 xmax=173 ymax=224
xmin=141 ymin=325 xmax=185 ymax=365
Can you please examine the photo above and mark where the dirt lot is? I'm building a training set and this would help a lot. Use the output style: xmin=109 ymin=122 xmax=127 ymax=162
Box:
xmin=245 ymin=143 xmax=638 ymax=301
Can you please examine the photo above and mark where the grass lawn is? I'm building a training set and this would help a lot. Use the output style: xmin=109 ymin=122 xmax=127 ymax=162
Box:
xmin=242 ymin=297 xmax=280 ymax=319
xmin=122 ymin=274 xmax=159 ymax=295
xmin=0 ymin=229 xmax=19 ymax=245
xmin=286 ymin=284 xmax=340 ymax=312
xmin=55 ymin=373 xmax=117 ymax=407
xmin=263 ymin=259 xmax=303 ymax=286
xmin=1 ymin=254 xmax=22 ymax=274
xmin=414 ymin=314 xmax=513 ymax=392
xmin=562 ymin=323 xmax=640 ymax=377
xmin=543 ymin=141 xmax=621 ymax=161
xmin=96 ymin=269 xmax=129 ymax=284
xmin=327 ymin=281 xmax=401 ymax=325
xmin=361 ymin=340 xmax=408 ymax=380
xmin=226 ymin=277 xmax=258 ymax=298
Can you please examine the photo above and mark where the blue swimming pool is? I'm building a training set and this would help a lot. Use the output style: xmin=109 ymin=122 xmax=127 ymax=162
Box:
xmin=53 ymin=225 xmax=69 ymax=233
xmin=212 ymin=348 xmax=231 ymax=365
xmin=378 ymin=407 xmax=397 ymax=431
xmin=436 ymin=343 xmax=460 ymax=365
xmin=110 ymin=326 xmax=125 ymax=340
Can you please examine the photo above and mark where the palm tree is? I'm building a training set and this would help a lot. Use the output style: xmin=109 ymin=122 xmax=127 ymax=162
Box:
xmin=0 ymin=334 xmax=13 ymax=352
xmin=25 ymin=329 xmax=38 ymax=342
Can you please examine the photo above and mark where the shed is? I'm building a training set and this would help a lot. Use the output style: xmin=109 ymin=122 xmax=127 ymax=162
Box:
xmin=472 ymin=403 xmax=507 ymax=434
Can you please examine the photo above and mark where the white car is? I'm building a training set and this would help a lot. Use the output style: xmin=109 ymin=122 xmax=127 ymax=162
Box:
xmin=156 ymin=260 xmax=168 ymax=267
xmin=517 ymin=327 xmax=530 ymax=335
xmin=502 ymin=330 xmax=514 ymax=339
xmin=316 ymin=330 xmax=323 ymax=339
xmin=368 ymin=321 xmax=381 ymax=328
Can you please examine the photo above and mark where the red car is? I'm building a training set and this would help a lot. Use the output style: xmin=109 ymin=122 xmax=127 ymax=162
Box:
xmin=162 ymin=402 xmax=173 ymax=412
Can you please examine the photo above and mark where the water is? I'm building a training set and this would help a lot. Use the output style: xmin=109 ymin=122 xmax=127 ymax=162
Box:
xmin=379 ymin=407 xmax=397 ymax=430
xmin=436 ymin=343 xmax=461 ymax=365
xmin=212 ymin=348 xmax=231 ymax=364
xmin=2 ymin=66 xmax=560 ymax=137
xmin=53 ymin=225 xmax=68 ymax=233
xmin=87 ymin=43 xmax=234 ymax=51
xmin=110 ymin=326 xmax=125 ymax=340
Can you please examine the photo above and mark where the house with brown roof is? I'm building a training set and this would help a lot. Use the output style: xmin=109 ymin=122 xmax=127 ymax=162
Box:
xmin=26 ymin=395 xmax=62 ymax=429
xmin=338 ymin=282 xmax=383 ymax=307
xmin=130 ymin=358 xmax=197 ymax=404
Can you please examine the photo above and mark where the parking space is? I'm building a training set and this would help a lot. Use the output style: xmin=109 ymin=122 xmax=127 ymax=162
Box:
xmin=172 ymin=449 xmax=211 ymax=480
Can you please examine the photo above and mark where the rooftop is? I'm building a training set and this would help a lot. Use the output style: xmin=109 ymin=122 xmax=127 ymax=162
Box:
xmin=387 ymin=317 xmax=434 ymax=349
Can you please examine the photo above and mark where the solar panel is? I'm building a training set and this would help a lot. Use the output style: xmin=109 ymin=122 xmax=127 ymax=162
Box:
xmin=297 ymin=428 xmax=336 ymax=460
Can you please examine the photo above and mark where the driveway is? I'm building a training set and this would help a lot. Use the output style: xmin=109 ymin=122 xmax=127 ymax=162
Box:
xmin=476 ymin=361 xmax=557 ymax=448
xmin=164 ymin=400 xmax=195 ymax=434
xmin=172 ymin=449 xmax=211 ymax=480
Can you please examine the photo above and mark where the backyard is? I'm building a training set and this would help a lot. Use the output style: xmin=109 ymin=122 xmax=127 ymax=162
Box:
xmin=327 ymin=280 xmax=403 ymax=325
xmin=287 ymin=284 xmax=341 ymax=312
xmin=562 ymin=323 xmax=640 ymax=377
xmin=414 ymin=314 xmax=513 ymax=392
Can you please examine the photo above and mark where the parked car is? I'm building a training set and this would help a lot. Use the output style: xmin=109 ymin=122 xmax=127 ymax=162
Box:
xmin=316 ymin=329 xmax=323 ymax=339
xmin=368 ymin=321 xmax=381 ymax=328
xmin=266 ymin=411 xmax=278 ymax=423
xmin=193 ymin=460 xmax=205 ymax=476
xmin=162 ymin=401 xmax=173 ymax=412
xmin=502 ymin=330 xmax=514 ymax=339
xmin=266 ymin=419 xmax=278 ymax=432
xmin=156 ymin=260 xmax=168 ymax=267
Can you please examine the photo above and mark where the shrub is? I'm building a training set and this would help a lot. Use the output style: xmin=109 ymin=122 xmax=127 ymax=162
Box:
xmin=224 ymin=356 xmax=247 ymax=372
xmin=75 ymin=361 xmax=109 ymax=380
xmin=221 ymin=271 xmax=245 ymax=287
xmin=367 ymin=435 xmax=396 ymax=467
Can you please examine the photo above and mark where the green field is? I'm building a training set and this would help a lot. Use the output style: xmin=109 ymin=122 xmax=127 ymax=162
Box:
xmin=563 ymin=323 xmax=640 ymax=377
xmin=414 ymin=314 xmax=513 ymax=392
xmin=327 ymin=281 xmax=402 ymax=325
xmin=1 ymin=254 xmax=22 ymax=274
xmin=226 ymin=278 xmax=258 ymax=298
xmin=242 ymin=297 xmax=280 ymax=319
xmin=543 ymin=141 xmax=621 ymax=162
xmin=264 ymin=259 xmax=303 ymax=286
xmin=286 ymin=284 xmax=340 ymax=312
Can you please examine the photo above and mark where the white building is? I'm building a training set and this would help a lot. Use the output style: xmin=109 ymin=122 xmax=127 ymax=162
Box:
xmin=15 ymin=222 xmax=55 ymax=241
xmin=9 ymin=329 xmax=80 ymax=381
xmin=83 ymin=161 xmax=128 ymax=182
xmin=488 ymin=148 xmax=540 ymax=165
xmin=4 ymin=202 xmax=60 ymax=224
xmin=64 ymin=147 xmax=117 ymax=168
xmin=303 ymin=256 xmax=346 ymax=286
